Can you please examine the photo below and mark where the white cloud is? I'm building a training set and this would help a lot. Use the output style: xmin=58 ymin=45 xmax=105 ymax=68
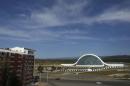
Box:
xmin=27 ymin=0 xmax=88 ymax=27
xmin=0 ymin=26 xmax=95 ymax=42
xmin=1 ymin=0 xmax=130 ymax=42
xmin=31 ymin=12 xmax=62 ymax=27
xmin=96 ymin=9 xmax=130 ymax=23
xmin=107 ymin=37 xmax=130 ymax=41
xmin=64 ymin=35 xmax=97 ymax=40
xmin=27 ymin=0 xmax=130 ymax=28
xmin=0 ymin=27 xmax=58 ymax=41
xmin=0 ymin=27 xmax=30 ymax=38
xmin=56 ymin=29 xmax=87 ymax=35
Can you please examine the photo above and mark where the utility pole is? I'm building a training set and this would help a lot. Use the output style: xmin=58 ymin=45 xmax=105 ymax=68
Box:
xmin=46 ymin=72 xmax=48 ymax=84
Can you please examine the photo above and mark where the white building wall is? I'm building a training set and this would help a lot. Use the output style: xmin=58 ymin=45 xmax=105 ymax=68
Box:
xmin=10 ymin=47 xmax=28 ymax=54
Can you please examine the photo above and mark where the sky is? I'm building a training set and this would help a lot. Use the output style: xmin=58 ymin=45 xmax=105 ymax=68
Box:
xmin=0 ymin=0 xmax=130 ymax=58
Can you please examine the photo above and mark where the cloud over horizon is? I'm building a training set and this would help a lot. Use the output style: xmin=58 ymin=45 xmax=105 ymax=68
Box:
xmin=0 ymin=0 xmax=130 ymax=57
xmin=0 ymin=0 xmax=130 ymax=42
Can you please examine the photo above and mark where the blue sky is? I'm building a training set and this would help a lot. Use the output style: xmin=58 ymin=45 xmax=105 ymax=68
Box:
xmin=0 ymin=0 xmax=130 ymax=58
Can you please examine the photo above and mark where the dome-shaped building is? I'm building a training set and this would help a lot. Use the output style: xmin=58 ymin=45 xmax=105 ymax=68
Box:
xmin=61 ymin=54 xmax=124 ymax=68
xmin=75 ymin=54 xmax=105 ymax=67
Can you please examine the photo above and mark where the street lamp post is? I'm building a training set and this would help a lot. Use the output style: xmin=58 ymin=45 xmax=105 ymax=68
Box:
xmin=46 ymin=72 xmax=48 ymax=84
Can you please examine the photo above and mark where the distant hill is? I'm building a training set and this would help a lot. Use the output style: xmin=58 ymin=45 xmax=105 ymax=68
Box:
xmin=101 ymin=55 xmax=130 ymax=63
xmin=35 ymin=58 xmax=76 ymax=65
xmin=35 ymin=55 xmax=130 ymax=65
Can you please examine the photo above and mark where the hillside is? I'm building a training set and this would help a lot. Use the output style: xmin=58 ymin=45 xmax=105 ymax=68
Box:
xmin=102 ymin=55 xmax=130 ymax=63
xmin=35 ymin=55 xmax=130 ymax=65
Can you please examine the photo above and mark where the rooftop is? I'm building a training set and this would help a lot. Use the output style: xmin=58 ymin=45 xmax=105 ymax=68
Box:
xmin=0 ymin=47 xmax=35 ymax=55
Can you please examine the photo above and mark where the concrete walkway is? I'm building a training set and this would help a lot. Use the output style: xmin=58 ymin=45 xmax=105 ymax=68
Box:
xmin=38 ymin=82 xmax=49 ymax=86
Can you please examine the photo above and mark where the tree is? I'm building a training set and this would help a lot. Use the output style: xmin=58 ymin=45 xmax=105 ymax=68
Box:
xmin=37 ymin=66 xmax=43 ymax=73
xmin=51 ymin=66 xmax=56 ymax=72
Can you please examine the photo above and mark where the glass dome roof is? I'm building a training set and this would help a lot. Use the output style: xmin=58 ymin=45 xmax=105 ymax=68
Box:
xmin=76 ymin=55 xmax=104 ymax=65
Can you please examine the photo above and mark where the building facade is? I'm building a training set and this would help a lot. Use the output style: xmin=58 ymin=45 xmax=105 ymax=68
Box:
xmin=0 ymin=47 xmax=35 ymax=86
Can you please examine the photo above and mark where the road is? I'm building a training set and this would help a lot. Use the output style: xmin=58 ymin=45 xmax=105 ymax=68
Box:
xmin=39 ymin=72 xmax=130 ymax=86
xmin=47 ymin=79 xmax=130 ymax=86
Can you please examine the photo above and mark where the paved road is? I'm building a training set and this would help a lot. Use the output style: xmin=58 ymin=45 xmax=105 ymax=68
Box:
xmin=47 ymin=79 xmax=130 ymax=86
xmin=40 ymin=72 xmax=130 ymax=86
